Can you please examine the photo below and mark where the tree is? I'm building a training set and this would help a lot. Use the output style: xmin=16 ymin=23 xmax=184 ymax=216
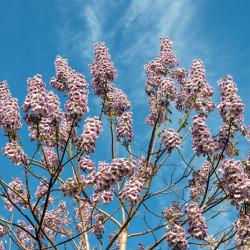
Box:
xmin=0 ymin=36 xmax=249 ymax=250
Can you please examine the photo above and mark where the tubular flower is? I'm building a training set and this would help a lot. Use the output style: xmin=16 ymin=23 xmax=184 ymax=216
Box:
xmin=165 ymin=225 xmax=189 ymax=250
xmin=89 ymin=42 xmax=117 ymax=97
xmin=2 ymin=141 xmax=28 ymax=166
xmin=175 ymin=60 xmax=215 ymax=113
xmin=79 ymin=155 xmax=96 ymax=173
xmin=0 ymin=81 xmax=22 ymax=134
xmin=60 ymin=178 xmax=79 ymax=198
xmin=104 ymin=84 xmax=131 ymax=116
xmin=144 ymin=37 xmax=179 ymax=126
xmin=116 ymin=111 xmax=134 ymax=143
xmin=191 ymin=116 xmax=217 ymax=157
xmin=41 ymin=146 xmax=59 ymax=169
xmin=78 ymin=117 xmax=103 ymax=154
xmin=161 ymin=128 xmax=182 ymax=153
xmin=189 ymin=161 xmax=213 ymax=201
xmin=184 ymin=203 xmax=208 ymax=241
xmin=217 ymin=75 xmax=245 ymax=127
xmin=234 ymin=214 xmax=250 ymax=249
xmin=221 ymin=159 xmax=250 ymax=207
xmin=164 ymin=201 xmax=183 ymax=224
xmin=118 ymin=177 xmax=145 ymax=206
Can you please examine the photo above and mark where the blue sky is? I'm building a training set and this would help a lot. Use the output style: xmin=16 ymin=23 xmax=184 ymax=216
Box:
xmin=1 ymin=0 xmax=250 ymax=249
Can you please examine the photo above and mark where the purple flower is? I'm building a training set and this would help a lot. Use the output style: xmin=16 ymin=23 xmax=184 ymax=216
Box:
xmin=164 ymin=201 xmax=183 ymax=224
xmin=0 ymin=81 xmax=22 ymax=134
xmin=79 ymin=155 xmax=96 ymax=173
xmin=184 ymin=203 xmax=208 ymax=241
xmin=165 ymin=225 xmax=189 ymax=250
xmin=118 ymin=177 xmax=145 ymax=206
xmin=78 ymin=117 xmax=103 ymax=154
xmin=89 ymin=42 xmax=117 ymax=97
xmin=161 ymin=128 xmax=182 ymax=153
xmin=191 ymin=116 xmax=217 ymax=157
xmin=2 ymin=141 xmax=28 ymax=166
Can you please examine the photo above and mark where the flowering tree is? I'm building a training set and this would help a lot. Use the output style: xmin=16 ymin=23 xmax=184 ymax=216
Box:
xmin=0 ymin=36 xmax=249 ymax=250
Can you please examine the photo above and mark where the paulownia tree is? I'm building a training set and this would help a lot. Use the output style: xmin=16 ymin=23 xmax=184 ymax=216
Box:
xmin=0 ymin=36 xmax=249 ymax=249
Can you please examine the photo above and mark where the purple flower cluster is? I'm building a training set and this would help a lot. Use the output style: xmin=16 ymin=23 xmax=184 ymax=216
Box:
xmin=40 ymin=200 xmax=71 ymax=239
xmin=2 ymin=141 xmax=28 ymax=166
xmin=92 ymin=213 xmax=106 ymax=238
xmin=79 ymin=155 xmax=96 ymax=173
xmin=3 ymin=178 xmax=28 ymax=211
xmin=217 ymin=75 xmax=244 ymax=127
xmin=165 ymin=225 xmax=189 ymax=250
xmin=144 ymin=37 xmax=179 ymax=126
xmin=118 ymin=176 xmax=145 ymax=206
xmin=191 ymin=116 xmax=217 ymax=157
xmin=15 ymin=220 xmax=35 ymax=249
xmin=41 ymin=146 xmax=59 ymax=169
xmin=164 ymin=201 xmax=183 ymax=224
xmin=60 ymin=177 xmax=84 ymax=198
xmin=74 ymin=201 xmax=92 ymax=231
xmin=0 ymin=81 xmax=22 ymax=134
xmin=161 ymin=128 xmax=182 ymax=153
xmin=22 ymin=74 xmax=49 ymax=119
xmin=221 ymin=159 xmax=250 ymax=207
xmin=104 ymin=84 xmax=131 ymax=116
xmin=189 ymin=161 xmax=213 ymax=201
xmin=89 ymin=42 xmax=117 ymax=97
xmin=184 ymin=203 xmax=208 ymax=240
xmin=234 ymin=214 xmax=250 ymax=249
xmin=91 ymin=188 xmax=115 ymax=205
xmin=78 ymin=117 xmax=103 ymax=154
xmin=116 ymin=111 xmax=134 ymax=143
xmin=175 ymin=60 xmax=215 ymax=113
xmin=34 ymin=178 xmax=53 ymax=204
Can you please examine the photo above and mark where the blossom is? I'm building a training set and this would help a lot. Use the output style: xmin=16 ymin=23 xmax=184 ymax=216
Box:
xmin=60 ymin=178 xmax=79 ymax=197
xmin=184 ymin=203 xmax=208 ymax=240
xmin=41 ymin=146 xmax=59 ymax=169
xmin=118 ymin=177 xmax=145 ymax=206
xmin=116 ymin=111 xmax=134 ymax=143
xmin=165 ymin=225 xmax=189 ymax=250
xmin=234 ymin=215 xmax=250 ymax=249
xmin=79 ymin=155 xmax=96 ymax=173
xmin=191 ymin=116 xmax=217 ymax=157
xmin=161 ymin=128 xmax=182 ymax=153
xmin=189 ymin=161 xmax=213 ymax=201
xmin=0 ymin=225 xmax=6 ymax=238
xmin=89 ymin=42 xmax=117 ymax=97
xmin=0 ymin=81 xmax=22 ymax=134
xmin=164 ymin=201 xmax=183 ymax=224
xmin=217 ymin=75 xmax=244 ymax=127
xmin=2 ymin=141 xmax=28 ymax=166
xmin=78 ymin=117 xmax=103 ymax=154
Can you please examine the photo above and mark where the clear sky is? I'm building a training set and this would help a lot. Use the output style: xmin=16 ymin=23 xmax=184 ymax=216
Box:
xmin=1 ymin=0 xmax=250 ymax=249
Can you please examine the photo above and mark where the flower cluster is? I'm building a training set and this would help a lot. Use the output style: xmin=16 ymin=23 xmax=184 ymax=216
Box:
xmin=116 ymin=111 xmax=134 ymax=143
xmin=189 ymin=161 xmax=213 ymax=201
xmin=164 ymin=201 xmax=183 ymax=224
xmin=41 ymin=146 xmax=59 ymax=169
xmin=89 ymin=42 xmax=117 ymax=97
xmin=161 ymin=128 xmax=182 ymax=153
xmin=118 ymin=177 xmax=145 ymax=206
xmin=79 ymin=155 xmax=96 ymax=173
xmin=234 ymin=214 xmax=250 ymax=249
xmin=191 ymin=116 xmax=217 ymax=157
xmin=74 ymin=201 xmax=92 ymax=232
xmin=78 ymin=117 xmax=103 ymax=154
xmin=218 ymin=75 xmax=244 ymax=127
xmin=184 ymin=203 xmax=208 ymax=240
xmin=144 ymin=37 xmax=179 ymax=126
xmin=40 ymin=201 xmax=71 ymax=239
xmin=92 ymin=213 xmax=106 ymax=238
xmin=2 ymin=141 xmax=28 ymax=166
xmin=3 ymin=178 xmax=28 ymax=211
xmin=221 ymin=159 xmax=250 ymax=207
xmin=60 ymin=178 xmax=79 ymax=197
xmin=91 ymin=188 xmax=115 ymax=205
xmin=34 ymin=178 xmax=54 ymax=204
xmin=137 ymin=155 xmax=155 ymax=178
xmin=175 ymin=60 xmax=215 ymax=113
xmin=15 ymin=220 xmax=35 ymax=249
xmin=104 ymin=84 xmax=131 ymax=116
xmin=165 ymin=225 xmax=189 ymax=250
xmin=22 ymin=74 xmax=49 ymax=119
xmin=0 ymin=81 xmax=22 ymax=134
